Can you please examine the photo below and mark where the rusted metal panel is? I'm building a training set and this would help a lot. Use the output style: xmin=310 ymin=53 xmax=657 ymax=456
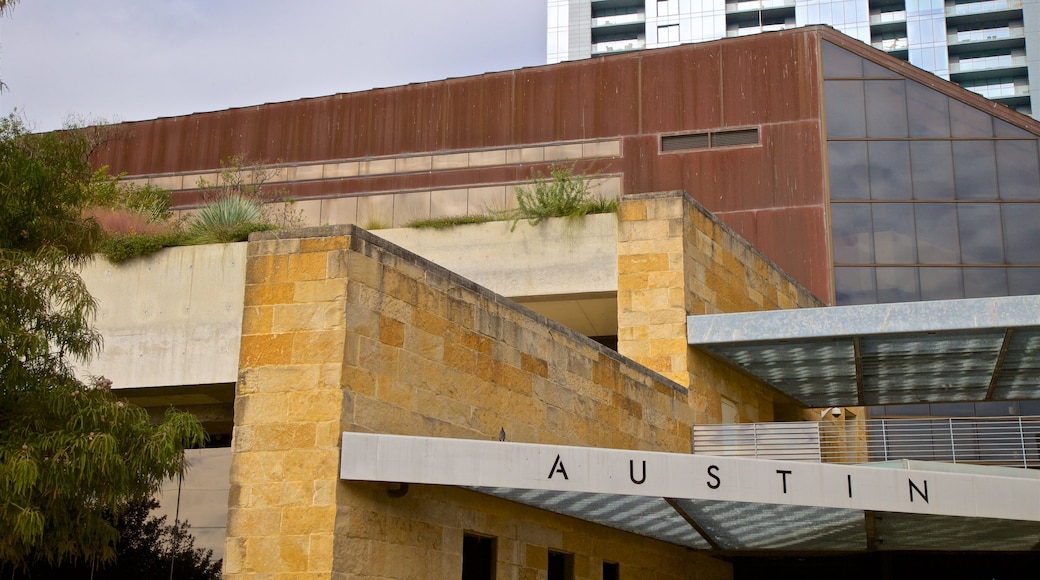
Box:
xmin=640 ymin=43 xmax=723 ymax=134
xmin=719 ymin=206 xmax=831 ymax=301
xmin=719 ymin=30 xmax=822 ymax=127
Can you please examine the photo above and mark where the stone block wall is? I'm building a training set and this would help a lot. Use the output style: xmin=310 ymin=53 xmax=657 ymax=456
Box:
xmin=617 ymin=191 xmax=821 ymax=425
xmin=227 ymin=225 xmax=730 ymax=579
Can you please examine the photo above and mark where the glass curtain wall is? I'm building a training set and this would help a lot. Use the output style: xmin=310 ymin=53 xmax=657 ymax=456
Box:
xmin=823 ymin=41 xmax=1040 ymax=305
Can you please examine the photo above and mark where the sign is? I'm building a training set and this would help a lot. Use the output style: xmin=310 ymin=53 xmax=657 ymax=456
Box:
xmin=340 ymin=432 xmax=1040 ymax=521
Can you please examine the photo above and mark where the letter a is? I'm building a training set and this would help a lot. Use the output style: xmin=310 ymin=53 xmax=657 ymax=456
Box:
xmin=548 ymin=454 xmax=569 ymax=480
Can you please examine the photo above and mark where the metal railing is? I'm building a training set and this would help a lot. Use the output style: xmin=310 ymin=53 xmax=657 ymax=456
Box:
xmin=693 ymin=416 xmax=1040 ymax=468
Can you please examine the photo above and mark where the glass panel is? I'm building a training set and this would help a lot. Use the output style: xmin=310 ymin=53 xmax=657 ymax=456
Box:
xmin=835 ymin=267 xmax=877 ymax=304
xmin=865 ymin=81 xmax=908 ymax=138
xmin=1008 ymin=268 xmax=1040 ymax=295
xmin=996 ymin=140 xmax=1040 ymax=200
xmin=914 ymin=203 xmax=959 ymax=263
xmin=868 ymin=141 xmax=912 ymax=199
xmin=949 ymin=100 xmax=993 ymax=138
xmin=1003 ymin=204 xmax=1040 ymax=263
xmin=822 ymin=41 xmax=864 ymax=78
xmin=910 ymin=141 xmax=955 ymax=199
xmin=862 ymin=60 xmax=900 ymax=78
xmin=958 ymin=204 xmax=1004 ymax=263
xmin=872 ymin=204 xmax=916 ymax=263
xmin=906 ymin=81 xmax=950 ymax=138
xmin=953 ymin=141 xmax=998 ymax=199
xmin=825 ymin=81 xmax=867 ymax=138
xmin=831 ymin=204 xmax=874 ymax=263
xmin=828 ymin=141 xmax=870 ymax=200
xmin=963 ymin=267 xmax=1007 ymax=297
xmin=876 ymin=267 xmax=920 ymax=302
xmin=993 ymin=118 xmax=1034 ymax=138
xmin=920 ymin=267 xmax=964 ymax=300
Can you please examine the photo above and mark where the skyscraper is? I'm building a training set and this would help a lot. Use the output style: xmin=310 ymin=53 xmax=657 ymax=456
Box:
xmin=547 ymin=0 xmax=1040 ymax=118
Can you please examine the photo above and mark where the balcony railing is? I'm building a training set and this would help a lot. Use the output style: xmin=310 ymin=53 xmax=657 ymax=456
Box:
xmin=946 ymin=0 xmax=1023 ymax=18
xmin=872 ymin=37 xmax=909 ymax=51
xmin=592 ymin=38 xmax=646 ymax=55
xmin=592 ymin=12 xmax=646 ymax=28
xmin=950 ymin=53 xmax=1027 ymax=74
xmin=692 ymin=416 xmax=1040 ymax=468
xmin=725 ymin=0 xmax=796 ymax=14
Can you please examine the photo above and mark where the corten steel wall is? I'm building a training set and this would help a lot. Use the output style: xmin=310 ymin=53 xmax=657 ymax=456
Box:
xmin=94 ymin=27 xmax=832 ymax=299
xmin=229 ymin=225 xmax=731 ymax=578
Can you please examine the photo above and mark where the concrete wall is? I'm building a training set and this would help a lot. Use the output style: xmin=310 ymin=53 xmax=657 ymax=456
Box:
xmin=374 ymin=213 xmax=618 ymax=300
xmin=227 ymin=225 xmax=730 ymax=578
xmin=78 ymin=242 xmax=247 ymax=389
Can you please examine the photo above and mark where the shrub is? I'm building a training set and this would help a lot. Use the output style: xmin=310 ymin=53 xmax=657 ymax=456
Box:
xmin=186 ymin=195 xmax=274 ymax=244
xmin=101 ymin=230 xmax=190 ymax=263
xmin=511 ymin=165 xmax=616 ymax=230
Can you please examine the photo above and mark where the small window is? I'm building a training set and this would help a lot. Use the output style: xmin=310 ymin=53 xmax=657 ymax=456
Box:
xmin=603 ymin=561 xmax=620 ymax=580
xmin=462 ymin=534 xmax=496 ymax=580
xmin=548 ymin=550 xmax=574 ymax=580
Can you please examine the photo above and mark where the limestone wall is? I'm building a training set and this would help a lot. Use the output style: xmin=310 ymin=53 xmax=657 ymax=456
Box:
xmin=617 ymin=191 xmax=821 ymax=424
xmin=227 ymin=225 xmax=730 ymax=579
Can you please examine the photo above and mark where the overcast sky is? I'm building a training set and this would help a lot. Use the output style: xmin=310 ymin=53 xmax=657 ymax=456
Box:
xmin=0 ymin=1 xmax=547 ymax=132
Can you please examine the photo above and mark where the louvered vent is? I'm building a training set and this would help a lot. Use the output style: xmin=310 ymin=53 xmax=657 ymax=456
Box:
xmin=661 ymin=127 xmax=760 ymax=153
xmin=661 ymin=133 xmax=709 ymax=151
xmin=711 ymin=128 xmax=759 ymax=147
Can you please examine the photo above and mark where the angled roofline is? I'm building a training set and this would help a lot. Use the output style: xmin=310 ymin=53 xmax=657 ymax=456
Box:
xmin=815 ymin=26 xmax=1040 ymax=137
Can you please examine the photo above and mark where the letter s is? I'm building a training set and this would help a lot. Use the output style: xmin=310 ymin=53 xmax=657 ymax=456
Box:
xmin=706 ymin=465 xmax=721 ymax=490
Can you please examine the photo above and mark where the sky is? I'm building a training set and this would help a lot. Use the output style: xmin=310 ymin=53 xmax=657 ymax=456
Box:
xmin=0 ymin=0 xmax=547 ymax=132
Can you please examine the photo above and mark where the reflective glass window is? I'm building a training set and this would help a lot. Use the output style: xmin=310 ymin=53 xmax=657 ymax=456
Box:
xmin=996 ymin=140 xmax=1040 ymax=200
xmin=872 ymin=204 xmax=916 ymax=263
xmin=914 ymin=203 xmax=959 ymax=263
xmin=835 ymin=266 xmax=877 ymax=304
xmin=1008 ymin=268 xmax=1040 ymax=295
xmin=958 ymin=204 xmax=1004 ymax=263
xmin=828 ymin=141 xmax=869 ymax=200
xmin=1003 ymin=204 xmax=1040 ymax=263
xmin=953 ymin=141 xmax=998 ymax=199
xmin=963 ymin=267 xmax=1007 ymax=297
xmin=822 ymin=42 xmax=864 ymax=77
xmin=876 ymin=267 xmax=920 ymax=302
xmin=868 ymin=141 xmax=912 ymax=199
xmin=919 ymin=267 xmax=964 ymax=300
xmin=910 ymin=141 xmax=955 ymax=199
xmin=865 ymin=81 xmax=908 ymax=138
xmin=949 ymin=99 xmax=993 ymax=137
xmin=993 ymin=118 xmax=1033 ymax=138
xmin=862 ymin=60 xmax=900 ymax=78
xmin=832 ymin=204 xmax=874 ymax=263
xmin=906 ymin=81 xmax=950 ymax=138
xmin=825 ymin=81 xmax=867 ymax=138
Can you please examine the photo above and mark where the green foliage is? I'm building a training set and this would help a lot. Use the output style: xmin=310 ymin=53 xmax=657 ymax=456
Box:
xmin=90 ymin=179 xmax=173 ymax=223
xmin=196 ymin=155 xmax=302 ymax=229
xmin=511 ymin=164 xmax=617 ymax=230
xmin=100 ymin=231 xmax=190 ymax=264
xmin=403 ymin=213 xmax=501 ymax=229
xmin=0 ymin=113 xmax=206 ymax=568
xmin=0 ymin=497 xmax=221 ymax=579
xmin=186 ymin=195 xmax=273 ymax=244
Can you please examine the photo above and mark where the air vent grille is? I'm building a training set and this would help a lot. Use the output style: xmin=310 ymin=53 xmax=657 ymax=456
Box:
xmin=661 ymin=127 xmax=760 ymax=153
xmin=661 ymin=133 xmax=709 ymax=151
xmin=711 ymin=128 xmax=759 ymax=147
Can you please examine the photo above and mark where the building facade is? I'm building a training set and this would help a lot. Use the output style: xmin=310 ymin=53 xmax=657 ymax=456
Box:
xmin=547 ymin=0 xmax=1040 ymax=118
xmin=78 ymin=27 xmax=1040 ymax=577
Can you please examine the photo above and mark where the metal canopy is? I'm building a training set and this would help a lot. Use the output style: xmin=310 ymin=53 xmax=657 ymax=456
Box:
xmin=341 ymin=433 xmax=1040 ymax=555
xmin=686 ymin=295 xmax=1040 ymax=407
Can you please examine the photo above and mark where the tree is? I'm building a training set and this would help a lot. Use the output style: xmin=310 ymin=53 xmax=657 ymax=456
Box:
xmin=0 ymin=498 xmax=222 ymax=579
xmin=0 ymin=114 xmax=206 ymax=569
